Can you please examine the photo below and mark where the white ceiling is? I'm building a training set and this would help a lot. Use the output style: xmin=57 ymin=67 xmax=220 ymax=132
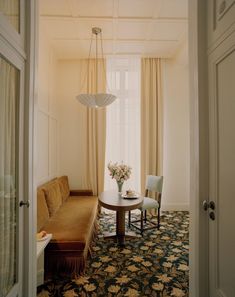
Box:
xmin=39 ymin=0 xmax=188 ymax=59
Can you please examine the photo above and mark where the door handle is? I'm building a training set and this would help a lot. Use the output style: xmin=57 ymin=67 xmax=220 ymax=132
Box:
xmin=202 ymin=200 xmax=209 ymax=211
xmin=202 ymin=200 xmax=216 ymax=211
xmin=209 ymin=211 xmax=215 ymax=221
xmin=209 ymin=201 xmax=215 ymax=210
xmin=19 ymin=201 xmax=30 ymax=208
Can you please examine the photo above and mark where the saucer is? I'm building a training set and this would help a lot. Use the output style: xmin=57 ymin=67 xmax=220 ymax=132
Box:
xmin=122 ymin=193 xmax=139 ymax=199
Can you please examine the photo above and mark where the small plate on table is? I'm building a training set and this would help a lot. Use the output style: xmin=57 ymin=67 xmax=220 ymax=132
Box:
xmin=121 ymin=193 xmax=139 ymax=199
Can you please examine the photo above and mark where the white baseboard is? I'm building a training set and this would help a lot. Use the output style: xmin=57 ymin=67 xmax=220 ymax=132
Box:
xmin=161 ymin=203 xmax=189 ymax=211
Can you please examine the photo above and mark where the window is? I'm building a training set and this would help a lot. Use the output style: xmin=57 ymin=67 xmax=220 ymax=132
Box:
xmin=104 ymin=57 xmax=141 ymax=192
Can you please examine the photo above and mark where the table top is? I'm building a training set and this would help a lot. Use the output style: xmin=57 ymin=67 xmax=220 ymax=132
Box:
xmin=99 ymin=190 xmax=143 ymax=212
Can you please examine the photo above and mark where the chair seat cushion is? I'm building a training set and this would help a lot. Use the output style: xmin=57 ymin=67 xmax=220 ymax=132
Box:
xmin=140 ymin=197 xmax=159 ymax=210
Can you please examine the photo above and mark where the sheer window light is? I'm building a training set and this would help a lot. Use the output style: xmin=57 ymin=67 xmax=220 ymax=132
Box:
xmin=104 ymin=57 xmax=141 ymax=192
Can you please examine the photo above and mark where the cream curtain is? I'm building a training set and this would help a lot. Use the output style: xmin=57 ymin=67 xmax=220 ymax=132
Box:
xmin=141 ymin=58 xmax=163 ymax=193
xmin=79 ymin=59 xmax=106 ymax=196
xmin=0 ymin=57 xmax=18 ymax=295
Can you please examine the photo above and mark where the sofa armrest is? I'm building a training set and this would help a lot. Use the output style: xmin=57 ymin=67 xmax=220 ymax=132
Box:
xmin=70 ymin=189 xmax=93 ymax=196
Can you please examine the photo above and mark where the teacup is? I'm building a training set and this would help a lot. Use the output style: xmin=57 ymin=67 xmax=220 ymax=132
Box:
xmin=126 ymin=190 xmax=135 ymax=196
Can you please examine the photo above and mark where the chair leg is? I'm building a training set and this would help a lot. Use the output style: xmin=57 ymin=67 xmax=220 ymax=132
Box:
xmin=157 ymin=208 xmax=160 ymax=229
xmin=141 ymin=211 xmax=143 ymax=235
xmin=144 ymin=210 xmax=147 ymax=223
xmin=128 ymin=211 xmax=131 ymax=227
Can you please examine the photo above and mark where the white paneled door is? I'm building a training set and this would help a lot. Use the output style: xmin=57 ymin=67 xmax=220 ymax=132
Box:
xmin=208 ymin=35 xmax=235 ymax=297
xmin=0 ymin=3 xmax=24 ymax=297
xmin=191 ymin=0 xmax=235 ymax=295
xmin=0 ymin=1 xmax=37 ymax=297
xmin=0 ymin=53 xmax=23 ymax=297
xmin=207 ymin=1 xmax=235 ymax=296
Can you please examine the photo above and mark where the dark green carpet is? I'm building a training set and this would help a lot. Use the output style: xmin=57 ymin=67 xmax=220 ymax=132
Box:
xmin=37 ymin=211 xmax=189 ymax=297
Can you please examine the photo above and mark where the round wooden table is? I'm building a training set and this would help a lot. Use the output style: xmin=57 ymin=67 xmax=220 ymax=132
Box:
xmin=99 ymin=190 xmax=143 ymax=246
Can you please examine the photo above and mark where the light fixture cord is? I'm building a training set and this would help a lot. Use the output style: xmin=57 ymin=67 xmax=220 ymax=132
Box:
xmin=87 ymin=31 xmax=93 ymax=93
xmin=95 ymin=31 xmax=98 ymax=93
xmin=79 ymin=28 xmax=113 ymax=96
xmin=79 ymin=31 xmax=93 ymax=94
xmin=100 ymin=31 xmax=112 ymax=94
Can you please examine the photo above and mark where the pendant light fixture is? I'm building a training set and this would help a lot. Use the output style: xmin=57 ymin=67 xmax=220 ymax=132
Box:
xmin=76 ymin=27 xmax=116 ymax=108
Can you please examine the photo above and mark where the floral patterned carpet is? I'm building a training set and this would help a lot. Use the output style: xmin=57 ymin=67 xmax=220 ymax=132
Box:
xmin=37 ymin=211 xmax=189 ymax=297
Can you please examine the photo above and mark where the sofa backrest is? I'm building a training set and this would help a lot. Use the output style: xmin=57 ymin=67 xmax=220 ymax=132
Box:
xmin=42 ymin=179 xmax=63 ymax=216
xmin=58 ymin=176 xmax=70 ymax=202
xmin=37 ymin=188 xmax=50 ymax=232
xmin=37 ymin=176 xmax=71 ymax=231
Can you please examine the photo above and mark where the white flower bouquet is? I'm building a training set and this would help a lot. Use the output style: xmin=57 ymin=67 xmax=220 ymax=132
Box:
xmin=107 ymin=162 xmax=132 ymax=183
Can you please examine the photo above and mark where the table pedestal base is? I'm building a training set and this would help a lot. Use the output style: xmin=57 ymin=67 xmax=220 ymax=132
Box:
xmin=99 ymin=210 xmax=141 ymax=246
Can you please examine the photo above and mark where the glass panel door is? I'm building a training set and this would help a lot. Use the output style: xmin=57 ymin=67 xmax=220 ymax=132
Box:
xmin=0 ymin=55 xmax=20 ymax=297
xmin=0 ymin=0 xmax=20 ymax=32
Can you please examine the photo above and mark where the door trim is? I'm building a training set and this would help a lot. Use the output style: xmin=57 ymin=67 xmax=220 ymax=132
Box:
xmin=189 ymin=0 xmax=209 ymax=296
xmin=22 ymin=1 xmax=38 ymax=296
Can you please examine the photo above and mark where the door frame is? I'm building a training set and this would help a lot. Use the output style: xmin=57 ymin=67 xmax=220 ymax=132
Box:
xmin=1 ymin=0 xmax=208 ymax=295
xmin=25 ymin=0 xmax=209 ymax=296
xmin=29 ymin=1 xmax=208 ymax=296
xmin=189 ymin=0 xmax=209 ymax=297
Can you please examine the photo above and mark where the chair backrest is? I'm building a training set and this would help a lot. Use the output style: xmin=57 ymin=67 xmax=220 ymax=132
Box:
xmin=145 ymin=175 xmax=163 ymax=207
xmin=145 ymin=175 xmax=163 ymax=193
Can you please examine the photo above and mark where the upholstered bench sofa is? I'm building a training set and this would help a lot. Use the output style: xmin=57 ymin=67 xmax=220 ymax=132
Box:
xmin=37 ymin=176 xmax=98 ymax=278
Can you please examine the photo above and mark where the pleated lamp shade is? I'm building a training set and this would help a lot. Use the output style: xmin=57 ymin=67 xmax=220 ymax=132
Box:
xmin=76 ymin=27 xmax=116 ymax=108
xmin=77 ymin=93 xmax=116 ymax=108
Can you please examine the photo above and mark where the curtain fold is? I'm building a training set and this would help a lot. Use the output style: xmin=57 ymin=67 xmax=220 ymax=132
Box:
xmin=0 ymin=57 xmax=18 ymax=295
xmin=79 ymin=59 xmax=106 ymax=196
xmin=141 ymin=58 xmax=163 ymax=193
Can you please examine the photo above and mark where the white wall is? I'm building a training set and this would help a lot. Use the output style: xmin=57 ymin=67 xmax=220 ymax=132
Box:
xmin=36 ymin=28 xmax=58 ymax=186
xmin=162 ymin=41 xmax=190 ymax=210
xmin=56 ymin=60 xmax=89 ymax=190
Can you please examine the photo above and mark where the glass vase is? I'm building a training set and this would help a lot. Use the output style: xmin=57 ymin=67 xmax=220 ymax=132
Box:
xmin=117 ymin=181 xmax=124 ymax=193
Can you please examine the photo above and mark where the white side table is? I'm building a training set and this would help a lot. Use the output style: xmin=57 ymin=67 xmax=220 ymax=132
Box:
xmin=37 ymin=234 xmax=52 ymax=286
